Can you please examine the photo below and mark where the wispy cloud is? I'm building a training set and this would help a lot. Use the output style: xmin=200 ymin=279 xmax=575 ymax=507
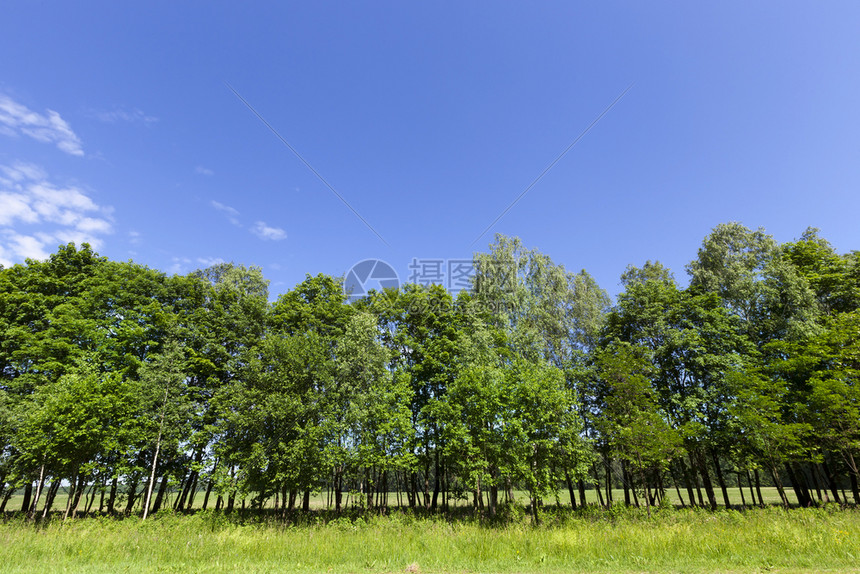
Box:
xmin=197 ymin=256 xmax=225 ymax=267
xmin=0 ymin=94 xmax=84 ymax=156
xmin=0 ymin=161 xmax=113 ymax=266
xmin=168 ymin=256 xmax=192 ymax=275
xmin=211 ymin=200 xmax=241 ymax=226
xmin=196 ymin=166 xmax=214 ymax=176
xmin=251 ymin=221 xmax=286 ymax=241
xmin=89 ymin=106 xmax=158 ymax=125
xmin=210 ymin=199 xmax=287 ymax=241
xmin=166 ymin=255 xmax=226 ymax=275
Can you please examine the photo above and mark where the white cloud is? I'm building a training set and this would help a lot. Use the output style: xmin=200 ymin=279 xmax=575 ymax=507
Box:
xmin=168 ymin=257 xmax=192 ymax=275
xmin=0 ymin=161 xmax=113 ymax=264
xmin=167 ymin=256 xmax=228 ymax=275
xmin=0 ymin=192 xmax=38 ymax=225
xmin=76 ymin=217 xmax=113 ymax=234
xmin=90 ymin=107 xmax=158 ymax=125
xmin=1 ymin=230 xmax=50 ymax=261
xmin=210 ymin=200 xmax=286 ymax=241
xmin=251 ymin=221 xmax=286 ymax=241
xmin=211 ymin=200 xmax=241 ymax=226
xmin=211 ymin=200 xmax=238 ymax=216
xmin=0 ymin=94 xmax=84 ymax=156
xmin=197 ymin=257 xmax=225 ymax=267
xmin=196 ymin=166 xmax=214 ymax=176
xmin=1 ymin=162 xmax=47 ymax=182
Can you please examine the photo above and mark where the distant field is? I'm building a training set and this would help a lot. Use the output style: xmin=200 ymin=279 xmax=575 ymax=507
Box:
xmin=2 ymin=485 xmax=811 ymax=516
xmin=1 ymin=505 xmax=859 ymax=573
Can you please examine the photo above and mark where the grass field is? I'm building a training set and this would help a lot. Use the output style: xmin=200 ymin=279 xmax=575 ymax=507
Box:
xmin=1 ymin=503 xmax=859 ymax=573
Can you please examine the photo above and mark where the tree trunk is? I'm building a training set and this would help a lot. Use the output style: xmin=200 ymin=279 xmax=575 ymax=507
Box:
xmin=821 ymin=459 xmax=842 ymax=504
xmin=431 ymin=450 xmax=441 ymax=510
xmin=335 ymin=470 xmax=343 ymax=512
xmin=85 ymin=477 xmax=100 ymax=514
xmin=735 ymin=472 xmax=747 ymax=508
xmin=807 ymin=464 xmax=823 ymax=503
xmin=578 ymin=480 xmax=587 ymax=507
xmin=695 ymin=450 xmax=717 ymax=510
xmin=151 ymin=474 xmax=170 ymax=514
xmin=225 ymin=465 xmax=237 ymax=512
xmin=710 ymin=449 xmax=731 ymax=508
xmin=657 ymin=471 xmax=667 ymax=505
xmin=565 ymin=470 xmax=577 ymax=510
xmin=172 ymin=472 xmax=187 ymax=511
xmin=592 ymin=464 xmax=605 ymax=507
xmin=639 ymin=458 xmax=651 ymax=519
xmin=669 ymin=464 xmax=686 ymax=508
xmin=29 ymin=463 xmax=46 ymax=520
xmin=63 ymin=471 xmax=78 ymax=521
xmin=143 ymin=380 xmax=169 ymax=520
xmin=423 ymin=463 xmax=431 ymax=509
xmin=753 ymin=468 xmax=765 ymax=507
xmin=1 ymin=487 xmax=15 ymax=513
xmin=107 ymin=477 xmax=118 ymax=514
xmin=20 ymin=482 xmax=33 ymax=514
xmin=99 ymin=476 xmax=107 ymax=513
xmin=176 ymin=469 xmax=196 ymax=511
xmin=744 ymin=470 xmax=756 ymax=507
xmin=621 ymin=460 xmax=632 ymax=506
xmin=850 ymin=471 xmax=860 ymax=505
xmin=125 ymin=479 xmax=139 ymax=515
xmin=605 ymin=456 xmax=613 ymax=505
xmin=530 ymin=494 xmax=540 ymax=525
xmin=678 ymin=457 xmax=698 ymax=508
xmin=142 ymin=442 xmax=163 ymax=519
xmin=186 ymin=472 xmax=200 ymax=510
xmin=42 ymin=480 xmax=61 ymax=518
xmin=785 ymin=463 xmax=811 ymax=507
xmin=202 ymin=478 xmax=215 ymax=511
xmin=769 ymin=466 xmax=790 ymax=507
xmin=71 ymin=473 xmax=86 ymax=519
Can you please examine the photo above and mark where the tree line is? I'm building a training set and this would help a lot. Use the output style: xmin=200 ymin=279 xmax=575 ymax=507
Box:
xmin=0 ymin=223 xmax=858 ymax=521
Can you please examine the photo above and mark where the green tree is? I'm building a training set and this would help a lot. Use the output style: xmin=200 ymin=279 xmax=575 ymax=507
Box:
xmin=329 ymin=311 xmax=413 ymax=510
xmin=138 ymin=339 xmax=192 ymax=519
xmin=594 ymin=342 xmax=684 ymax=517
xmin=13 ymin=363 xmax=140 ymax=519
xmin=801 ymin=311 xmax=860 ymax=502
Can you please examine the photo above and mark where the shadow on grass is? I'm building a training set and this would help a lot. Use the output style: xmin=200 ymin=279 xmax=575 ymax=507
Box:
xmin=3 ymin=498 xmax=855 ymax=530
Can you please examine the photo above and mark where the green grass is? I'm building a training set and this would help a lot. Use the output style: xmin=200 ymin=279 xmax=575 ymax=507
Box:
xmin=1 ymin=505 xmax=859 ymax=573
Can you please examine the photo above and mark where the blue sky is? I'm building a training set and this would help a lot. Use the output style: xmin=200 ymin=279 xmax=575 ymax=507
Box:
xmin=2 ymin=2 xmax=859 ymax=299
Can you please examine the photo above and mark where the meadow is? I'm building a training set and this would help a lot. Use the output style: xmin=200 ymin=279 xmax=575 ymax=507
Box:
xmin=1 ymin=496 xmax=858 ymax=573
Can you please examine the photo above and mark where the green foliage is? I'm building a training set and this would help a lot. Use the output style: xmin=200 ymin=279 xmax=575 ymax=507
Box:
xmin=595 ymin=342 xmax=684 ymax=478
xmin=2 ymin=224 xmax=860 ymax=521
xmin=13 ymin=365 xmax=140 ymax=478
